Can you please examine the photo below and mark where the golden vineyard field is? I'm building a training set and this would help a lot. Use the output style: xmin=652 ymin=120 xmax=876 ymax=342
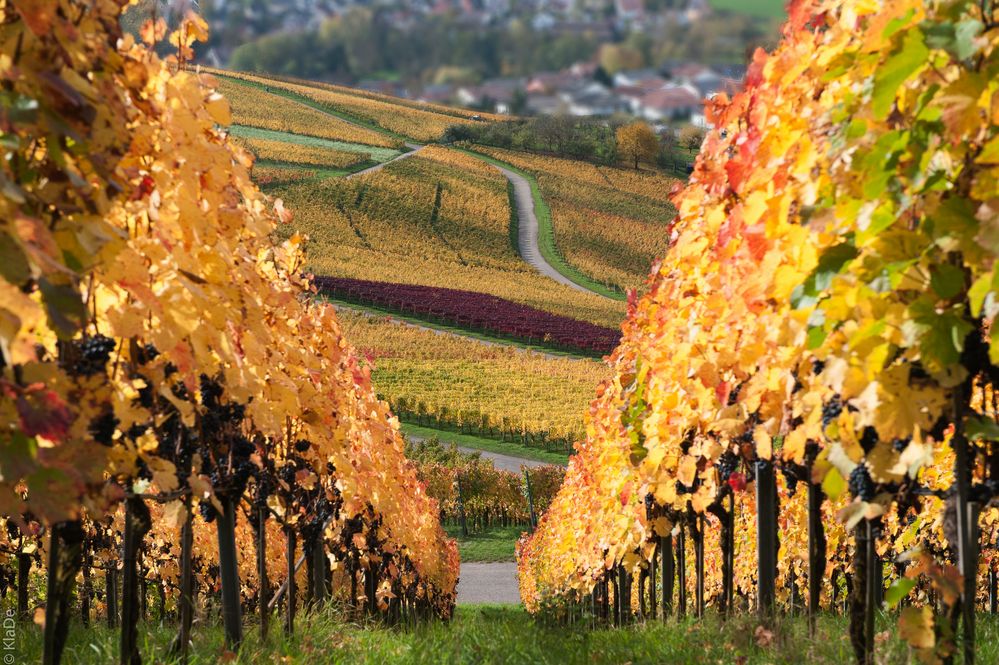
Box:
xmin=211 ymin=69 xmax=497 ymax=142
xmin=215 ymin=76 xmax=400 ymax=147
xmin=340 ymin=311 xmax=609 ymax=442
xmin=272 ymin=145 xmax=626 ymax=327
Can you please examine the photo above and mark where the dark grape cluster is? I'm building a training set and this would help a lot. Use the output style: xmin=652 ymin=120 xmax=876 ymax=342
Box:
xmin=780 ymin=464 xmax=799 ymax=496
xmin=88 ymin=409 xmax=119 ymax=446
xmin=821 ymin=396 xmax=842 ymax=428
xmin=848 ymin=464 xmax=875 ymax=501
xmin=726 ymin=382 xmax=742 ymax=406
xmin=716 ymin=451 xmax=739 ymax=481
xmin=892 ymin=437 xmax=910 ymax=452
xmin=134 ymin=343 xmax=159 ymax=366
xmin=294 ymin=439 xmax=311 ymax=453
xmin=199 ymin=495 xmax=218 ymax=523
xmin=860 ymin=426 xmax=879 ymax=454
xmin=65 ymin=335 xmax=116 ymax=377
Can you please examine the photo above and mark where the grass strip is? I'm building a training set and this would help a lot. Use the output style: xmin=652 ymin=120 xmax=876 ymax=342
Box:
xmin=445 ymin=524 xmax=524 ymax=562
xmin=456 ymin=146 xmax=627 ymax=301
xmin=228 ymin=125 xmax=401 ymax=162
xmin=18 ymin=605 xmax=997 ymax=664
xmin=401 ymin=423 xmax=570 ymax=466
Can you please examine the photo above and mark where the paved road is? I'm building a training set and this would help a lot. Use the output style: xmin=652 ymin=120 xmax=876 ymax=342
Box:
xmin=409 ymin=435 xmax=560 ymax=473
xmin=494 ymin=165 xmax=596 ymax=295
xmin=346 ymin=142 xmax=424 ymax=178
xmin=457 ymin=562 xmax=521 ymax=604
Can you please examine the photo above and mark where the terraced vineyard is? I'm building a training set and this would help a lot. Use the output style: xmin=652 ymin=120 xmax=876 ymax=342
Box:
xmin=270 ymin=144 xmax=626 ymax=327
xmin=475 ymin=146 xmax=679 ymax=292
xmin=340 ymin=311 xmax=609 ymax=448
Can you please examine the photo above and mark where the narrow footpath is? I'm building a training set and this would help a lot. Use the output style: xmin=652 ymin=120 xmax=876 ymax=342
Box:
xmin=346 ymin=142 xmax=425 ymax=178
xmin=456 ymin=562 xmax=521 ymax=605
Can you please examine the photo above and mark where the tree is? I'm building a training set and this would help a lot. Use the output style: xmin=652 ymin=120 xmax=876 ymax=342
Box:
xmin=679 ymin=125 xmax=707 ymax=151
xmin=616 ymin=121 xmax=659 ymax=170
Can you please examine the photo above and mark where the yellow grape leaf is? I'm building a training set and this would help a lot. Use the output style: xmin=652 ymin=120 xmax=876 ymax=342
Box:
xmin=782 ymin=428 xmax=806 ymax=463
xmin=162 ymin=500 xmax=187 ymax=531
xmin=147 ymin=457 xmax=179 ymax=492
xmin=753 ymin=427 xmax=772 ymax=460
xmin=139 ymin=18 xmax=167 ymax=45
xmin=677 ymin=455 xmax=697 ymax=487
xmin=651 ymin=516 xmax=671 ymax=537
xmin=653 ymin=481 xmax=677 ymax=505
xmin=898 ymin=606 xmax=935 ymax=650
xmin=205 ymin=92 xmax=231 ymax=126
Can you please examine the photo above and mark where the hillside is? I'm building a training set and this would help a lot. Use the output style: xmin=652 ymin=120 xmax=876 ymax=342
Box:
xmin=207 ymin=67 xmax=687 ymax=456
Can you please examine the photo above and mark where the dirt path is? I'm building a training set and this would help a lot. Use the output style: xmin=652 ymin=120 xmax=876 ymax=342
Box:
xmin=456 ymin=562 xmax=520 ymax=604
xmin=493 ymin=165 xmax=594 ymax=295
xmin=346 ymin=142 xmax=425 ymax=178
xmin=408 ymin=435 xmax=560 ymax=473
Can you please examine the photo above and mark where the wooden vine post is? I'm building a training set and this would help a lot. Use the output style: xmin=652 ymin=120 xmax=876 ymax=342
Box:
xmin=660 ymin=529 xmax=674 ymax=617
xmin=806 ymin=470 xmax=826 ymax=638
xmin=649 ymin=543 xmax=658 ymax=620
xmin=216 ymin=496 xmax=243 ymax=648
xmin=256 ymin=504 xmax=269 ymax=641
xmin=168 ymin=491 xmax=195 ymax=661
xmin=756 ymin=459 xmax=777 ymax=619
xmin=952 ymin=390 xmax=977 ymax=665
xmin=284 ymin=526 xmax=297 ymax=635
xmin=16 ymin=551 xmax=30 ymax=621
xmin=990 ymin=565 xmax=998 ymax=614
xmin=723 ymin=493 xmax=735 ymax=615
xmin=676 ymin=524 xmax=687 ymax=617
xmin=42 ymin=520 xmax=85 ymax=665
xmin=106 ymin=565 xmax=118 ymax=629
xmin=694 ymin=513 xmax=705 ymax=618
xmin=120 ymin=497 xmax=152 ymax=665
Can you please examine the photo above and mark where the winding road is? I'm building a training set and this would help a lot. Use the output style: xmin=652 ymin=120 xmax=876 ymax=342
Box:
xmin=493 ymin=165 xmax=597 ymax=295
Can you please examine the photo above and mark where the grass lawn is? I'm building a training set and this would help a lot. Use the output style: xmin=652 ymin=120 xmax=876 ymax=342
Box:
xmin=402 ymin=423 xmax=570 ymax=466
xmin=14 ymin=605 xmax=999 ymax=664
xmin=446 ymin=524 xmax=525 ymax=562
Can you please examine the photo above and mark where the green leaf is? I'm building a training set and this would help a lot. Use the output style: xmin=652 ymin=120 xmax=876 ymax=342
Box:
xmin=968 ymin=272 xmax=992 ymax=317
xmin=0 ymin=231 xmax=31 ymax=285
xmin=822 ymin=467 xmax=846 ymax=500
xmin=885 ymin=578 xmax=917 ymax=608
xmin=873 ymin=28 xmax=929 ymax=120
xmin=792 ymin=241 xmax=858 ymax=308
xmin=807 ymin=326 xmax=828 ymax=350
xmin=954 ymin=19 xmax=984 ymax=59
xmin=965 ymin=415 xmax=999 ymax=441
xmin=930 ymin=264 xmax=965 ymax=300
xmin=37 ymin=278 xmax=86 ymax=340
